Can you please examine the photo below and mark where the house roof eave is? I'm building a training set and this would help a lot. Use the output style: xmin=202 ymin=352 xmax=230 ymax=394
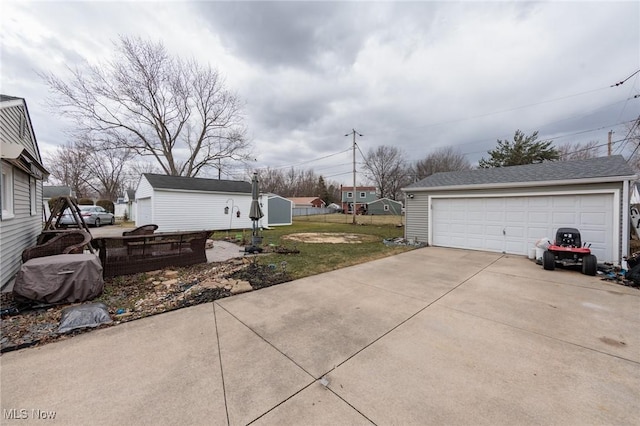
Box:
xmin=402 ymin=175 xmax=638 ymax=193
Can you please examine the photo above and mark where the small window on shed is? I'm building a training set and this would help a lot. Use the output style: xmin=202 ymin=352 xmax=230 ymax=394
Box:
xmin=384 ymin=204 xmax=389 ymax=211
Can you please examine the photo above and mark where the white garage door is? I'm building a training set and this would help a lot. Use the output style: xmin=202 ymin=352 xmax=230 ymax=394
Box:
xmin=431 ymin=194 xmax=614 ymax=262
xmin=136 ymin=197 xmax=152 ymax=226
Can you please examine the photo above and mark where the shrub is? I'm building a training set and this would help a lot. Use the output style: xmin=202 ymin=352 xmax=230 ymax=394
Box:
xmin=97 ymin=199 xmax=115 ymax=214
xmin=78 ymin=198 xmax=94 ymax=205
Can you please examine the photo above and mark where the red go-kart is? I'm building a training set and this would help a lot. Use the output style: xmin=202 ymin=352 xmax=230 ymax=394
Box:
xmin=542 ymin=228 xmax=597 ymax=276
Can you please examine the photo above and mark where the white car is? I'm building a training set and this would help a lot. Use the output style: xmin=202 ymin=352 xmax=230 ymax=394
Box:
xmin=60 ymin=206 xmax=115 ymax=227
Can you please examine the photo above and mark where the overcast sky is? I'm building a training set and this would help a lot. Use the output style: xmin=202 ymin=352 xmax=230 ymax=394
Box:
xmin=2 ymin=1 xmax=639 ymax=184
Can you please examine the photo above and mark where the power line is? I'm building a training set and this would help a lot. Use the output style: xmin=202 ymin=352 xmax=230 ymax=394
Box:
xmin=610 ymin=69 xmax=640 ymax=87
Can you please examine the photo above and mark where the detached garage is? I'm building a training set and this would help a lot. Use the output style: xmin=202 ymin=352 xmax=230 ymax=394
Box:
xmin=135 ymin=173 xmax=265 ymax=232
xmin=402 ymin=156 xmax=636 ymax=264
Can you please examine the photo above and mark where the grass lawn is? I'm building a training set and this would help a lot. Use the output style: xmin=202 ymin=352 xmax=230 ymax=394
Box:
xmin=212 ymin=216 xmax=413 ymax=280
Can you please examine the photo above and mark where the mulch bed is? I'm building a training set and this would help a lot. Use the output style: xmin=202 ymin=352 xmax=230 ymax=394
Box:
xmin=0 ymin=258 xmax=291 ymax=354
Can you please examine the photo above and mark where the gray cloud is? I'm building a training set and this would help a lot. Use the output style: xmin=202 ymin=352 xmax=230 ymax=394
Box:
xmin=1 ymin=1 xmax=638 ymax=182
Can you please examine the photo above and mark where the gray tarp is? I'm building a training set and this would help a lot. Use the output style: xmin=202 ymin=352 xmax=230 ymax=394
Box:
xmin=13 ymin=254 xmax=104 ymax=304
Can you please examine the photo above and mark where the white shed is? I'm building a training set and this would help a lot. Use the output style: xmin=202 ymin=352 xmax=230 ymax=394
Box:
xmin=135 ymin=174 xmax=266 ymax=232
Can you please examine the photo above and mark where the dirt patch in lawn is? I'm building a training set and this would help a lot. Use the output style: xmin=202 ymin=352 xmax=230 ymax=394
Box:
xmin=282 ymin=232 xmax=378 ymax=244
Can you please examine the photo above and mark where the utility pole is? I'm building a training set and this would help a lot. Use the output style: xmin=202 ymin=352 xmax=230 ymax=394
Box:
xmin=608 ymin=130 xmax=614 ymax=156
xmin=345 ymin=129 xmax=363 ymax=225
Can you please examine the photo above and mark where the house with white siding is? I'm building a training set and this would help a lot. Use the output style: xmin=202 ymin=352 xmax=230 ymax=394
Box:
xmin=0 ymin=95 xmax=49 ymax=288
xmin=135 ymin=173 xmax=268 ymax=232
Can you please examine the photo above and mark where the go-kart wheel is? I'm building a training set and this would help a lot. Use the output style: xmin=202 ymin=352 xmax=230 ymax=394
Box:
xmin=542 ymin=250 xmax=555 ymax=270
xmin=582 ymin=254 xmax=597 ymax=276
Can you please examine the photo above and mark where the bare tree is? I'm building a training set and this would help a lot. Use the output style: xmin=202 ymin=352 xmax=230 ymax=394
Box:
xmin=44 ymin=142 xmax=93 ymax=198
xmin=41 ymin=35 xmax=251 ymax=178
xmin=79 ymin=140 xmax=134 ymax=200
xmin=411 ymin=147 xmax=471 ymax=181
xmin=256 ymin=167 xmax=340 ymax=200
xmin=362 ymin=145 xmax=408 ymax=200
xmin=621 ymin=116 xmax=640 ymax=172
xmin=44 ymin=140 xmax=134 ymax=200
xmin=557 ymin=141 xmax=603 ymax=161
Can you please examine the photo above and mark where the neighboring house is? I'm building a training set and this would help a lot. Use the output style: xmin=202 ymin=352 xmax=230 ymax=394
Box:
xmin=115 ymin=189 xmax=136 ymax=221
xmin=340 ymin=186 xmax=377 ymax=213
xmin=288 ymin=197 xmax=326 ymax=208
xmin=267 ymin=194 xmax=293 ymax=226
xmin=402 ymin=156 xmax=636 ymax=264
xmin=367 ymin=197 xmax=403 ymax=215
xmin=0 ymin=95 xmax=49 ymax=288
xmin=135 ymin=173 xmax=265 ymax=232
xmin=43 ymin=185 xmax=74 ymax=221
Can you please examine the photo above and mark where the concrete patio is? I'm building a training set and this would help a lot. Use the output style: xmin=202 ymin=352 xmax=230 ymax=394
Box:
xmin=1 ymin=247 xmax=638 ymax=425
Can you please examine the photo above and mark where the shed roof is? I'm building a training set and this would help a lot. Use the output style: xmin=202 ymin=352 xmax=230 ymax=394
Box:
xmin=405 ymin=156 xmax=636 ymax=190
xmin=368 ymin=197 xmax=402 ymax=205
xmin=43 ymin=186 xmax=73 ymax=198
xmin=288 ymin=197 xmax=323 ymax=205
xmin=143 ymin=173 xmax=251 ymax=193
xmin=0 ymin=94 xmax=23 ymax=103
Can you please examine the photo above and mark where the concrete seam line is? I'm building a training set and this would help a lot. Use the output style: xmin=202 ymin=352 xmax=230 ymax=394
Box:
xmin=323 ymin=254 xmax=506 ymax=376
xmin=214 ymin=302 xmax=317 ymax=379
xmin=212 ymin=302 xmax=231 ymax=425
xmin=442 ymin=305 xmax=640 ymax=366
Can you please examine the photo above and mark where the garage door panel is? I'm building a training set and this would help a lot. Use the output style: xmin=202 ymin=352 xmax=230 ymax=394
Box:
xmin=552 ymin=212 xmax=576 ymax=223
xmin=580 ymin=212 xmax=606 ymax=226
xmin=505 ymin=240 xmax=526 ymax=253
xmin=553 ymin=197 xmax=578 ymax=207
xmin=527 ymin=226 xmax=548 ymax=238
xmin=485 ymin=225 xmax=503 ymax=236
xmin=505 ymin=226 xmax=524 ymax=237
xmin=527 ymin=211 xmax=548 ymax=224
xmin=431 ymin=194 xmax=614 ymax=262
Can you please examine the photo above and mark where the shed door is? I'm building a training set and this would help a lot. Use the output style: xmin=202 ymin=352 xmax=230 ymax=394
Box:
xmin=136 ymin=197 xmax=152 ymax=226
xmin=431 ymin=194 xmax=614 ymax=262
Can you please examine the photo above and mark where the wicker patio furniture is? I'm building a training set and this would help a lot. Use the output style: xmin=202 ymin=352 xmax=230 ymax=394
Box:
xmin=122 ymin=224 xmax=158 ymax=236
xmin=93 ymin=230 xmax=210 ymax=277
xmin=22 ymin=230 xmax=93 ymax=263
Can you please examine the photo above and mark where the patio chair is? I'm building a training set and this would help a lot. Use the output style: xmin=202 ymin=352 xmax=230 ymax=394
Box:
xmin=22 ymin=230 xmax=93 ymax=263
xmin=122 ymin=224 xmax=158 ymax=237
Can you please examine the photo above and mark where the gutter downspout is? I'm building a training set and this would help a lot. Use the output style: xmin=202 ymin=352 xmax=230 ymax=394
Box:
xmin=623 ymin=179 xmax=631 ymax=265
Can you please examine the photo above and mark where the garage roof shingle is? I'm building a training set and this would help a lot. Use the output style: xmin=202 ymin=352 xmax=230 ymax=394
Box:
xmin=143 ymin=173 xmax=251 ymax=193
xmin=406 ymin=155 xmax=636 ymax=189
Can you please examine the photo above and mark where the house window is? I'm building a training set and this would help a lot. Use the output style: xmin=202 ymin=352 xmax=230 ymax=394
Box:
xmin=347 ymin=192 xmax=353 ymax=198
xmin=1 ymin=163 xmax=14 ymax=219
xmin=384 ymin=204 xmax=390 ymax=212
xmin=359 ymin=192 xmax=366 ymax=198
xmin=30 ymin=177 xmax=37 ymax=215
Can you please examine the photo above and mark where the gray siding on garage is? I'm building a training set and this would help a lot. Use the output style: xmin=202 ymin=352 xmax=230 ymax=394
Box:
xmin=405 ymin=196 xmax=429 ymax=243
xmin=405 ymin=181 xmax=626 ymax=259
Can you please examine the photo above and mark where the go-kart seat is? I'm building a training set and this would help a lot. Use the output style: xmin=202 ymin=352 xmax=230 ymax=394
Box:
xmin=555 ymin=227 xmax=581 ymax=248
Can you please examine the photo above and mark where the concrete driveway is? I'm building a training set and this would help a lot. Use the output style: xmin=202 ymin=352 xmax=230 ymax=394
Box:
xmin=1 ymin=247 xmax=638 ymax=425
